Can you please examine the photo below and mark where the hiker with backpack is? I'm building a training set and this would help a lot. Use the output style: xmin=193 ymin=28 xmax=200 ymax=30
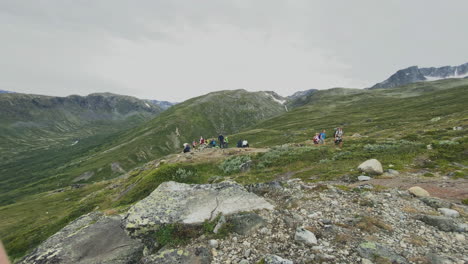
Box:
xmin=334 ymin=127 xmax=344 ymax=148
xmin=237 ymin=139 xmax=243 ymax=148
xmin=183 ymin=143 xmax=191 ymax=153
xmin=242 ymin=139 xmax=249 ymax=148
xmin=319 ymin=129 xmax=326 ymax=144
xmin=218 ymin=134 xmax=225 ymax=148
xmin=224 ymin=136 xmax=229 ymax=148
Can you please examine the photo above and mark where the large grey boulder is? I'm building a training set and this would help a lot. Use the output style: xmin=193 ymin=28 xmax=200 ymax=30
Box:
xmin=124 ymin=181 xmax=274 ymax=233
xmin=294 ymin=227 xmax=318 ymax=245
xmin=19 ymin=212 xmax=143 ymax=264
xmin=419 ymin=197 xmax=451 ymax=209
xmin=408 ymin=186 xmax=430 ymax=197
xmin=358 ymin=159 xmax=383 ymax=175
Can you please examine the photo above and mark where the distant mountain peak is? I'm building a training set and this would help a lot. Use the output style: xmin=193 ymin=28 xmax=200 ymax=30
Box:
xmin=0 ymin=89 xmax=14 ymax=94
xmin=148 ymin=100 xmax=177 ymax=110
xmin=371 ymin=62 xmax=468 ymax=89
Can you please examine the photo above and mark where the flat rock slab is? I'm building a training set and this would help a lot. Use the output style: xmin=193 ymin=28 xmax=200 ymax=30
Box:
xmin=124 ymin=181 xmax=274 ymax=233
xmin=358 ymin=241 xmax=408 ymax=264
xmin=19 ymin=212 xmax=143 ymax=264
xmin=417 ymin=215 xmax=466 ymax=232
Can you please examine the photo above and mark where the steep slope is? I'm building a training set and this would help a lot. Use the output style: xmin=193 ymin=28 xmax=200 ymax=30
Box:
xmin=371 ymin=62 xmax=468 ymax=89
xmin=0 ymin=89 xmax=286 ymax=205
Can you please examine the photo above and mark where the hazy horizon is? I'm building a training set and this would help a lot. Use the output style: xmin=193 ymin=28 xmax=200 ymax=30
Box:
xmin=1 ymin=0 xmax=467 ymax=101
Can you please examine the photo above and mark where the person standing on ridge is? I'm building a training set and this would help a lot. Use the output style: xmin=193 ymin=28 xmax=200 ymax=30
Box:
xmin=319 ymin=129 xmax=326 ymax=144
xmin=218 ymin=134 xmax=225 ymax=148
xmin=224 ymin=136 xmax=229 ymax=148
xmin=237 ymin=139 xmax=243 ymax=148
xmin=334 ymin=127 xmax=344 ymax=148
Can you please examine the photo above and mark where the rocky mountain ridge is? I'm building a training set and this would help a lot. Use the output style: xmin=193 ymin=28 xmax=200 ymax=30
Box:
xmin=371 ymin=62 xmax=468 ymax=89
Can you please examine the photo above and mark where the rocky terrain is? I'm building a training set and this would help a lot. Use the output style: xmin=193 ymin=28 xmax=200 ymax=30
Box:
xmin=18 ymin=157 xmax=467 ymax=264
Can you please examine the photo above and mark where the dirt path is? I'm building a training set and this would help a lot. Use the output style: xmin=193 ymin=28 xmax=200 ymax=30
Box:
xmin=150 ymin=147 xmax=269 ymax=166
xmin=350 ymin=175 xmax=468 ymax=203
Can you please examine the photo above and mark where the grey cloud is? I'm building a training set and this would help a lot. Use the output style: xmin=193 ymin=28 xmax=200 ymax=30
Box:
xmin=0 ymin=0 xmax=467 ymax=101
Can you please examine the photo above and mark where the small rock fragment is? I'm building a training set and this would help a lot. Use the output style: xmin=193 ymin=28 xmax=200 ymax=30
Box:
xmin=408 ymin=186 xmax=430 ymax=197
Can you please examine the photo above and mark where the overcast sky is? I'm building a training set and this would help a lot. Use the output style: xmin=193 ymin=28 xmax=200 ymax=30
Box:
xmin=1 ymin=0 xmax=467 ymax=101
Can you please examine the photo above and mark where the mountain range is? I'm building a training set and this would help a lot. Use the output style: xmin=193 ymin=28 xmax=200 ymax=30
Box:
xmin=371 ymin=62 xmax=468 ymax=89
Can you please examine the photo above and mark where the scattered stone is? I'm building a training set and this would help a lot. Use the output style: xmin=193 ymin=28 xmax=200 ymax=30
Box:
xmin=124 ymin=181 xmax=274 ymax=234
xmin=358 ymin=175 xmax=371 ymax=181
xmin=454 ymin=234 xmax=465 ymax=242
xmin=427 ymin=144 xmax=433 ymax=150
xmin=208 ymin=239 xmax=219 ymax=249
xmin=239 ymin=260 xmax=249 ymax=264
xmin=453 ymin=126 xmax=463 ymax=131
xmin=387 ymin=169 xmax=399 ymax=176
xmin=430 ymin=117 xmax=441 ymax=122
xmin=417 ymin=215 xmax=465 ymax=232
xmin=358 ymin=159 xmax=384 ymax=175
xmin=361 ymin=259 xmax=373 ymax=264
xmin=408 ymin=186 xmax=430 ymax=197
xmin=246 ymin=181 xmax=283 ymax=195
xmin=419 ymin=197 xmax=451 ymax=209
xmin=263 ymin=254 xmax=294 ymax=264
xmin=437 ymin=208 xmax=460 ymax=218
xmin=19 ymin=213 xmax=143 ymax=264
xmin=294 ymin=227 xmax=318 ymax=245
xmin=141 ymin=247 xmax=211 ymax=264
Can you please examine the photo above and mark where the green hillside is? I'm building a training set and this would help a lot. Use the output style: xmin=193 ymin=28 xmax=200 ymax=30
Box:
xmin=236 ymin=78 xmax=468 ymax=147
xmin=1 ymin=80 xmax=467 ymax=261
xmin=0 ymin=89 xmax=287 ymax=205
xmin=0 ymin=92 xmax=162 ymax=204
xmin=0 ymin=92 xmax=162 ymax=158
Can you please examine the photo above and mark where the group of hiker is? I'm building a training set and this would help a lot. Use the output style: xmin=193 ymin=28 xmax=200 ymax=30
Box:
xmin=312 ymin=127 xmax=344 ymax=148
xmin=183 ymin=134 xmax=249 ymax=153
xmin=183 ymin=127 xmax=344 ymax=153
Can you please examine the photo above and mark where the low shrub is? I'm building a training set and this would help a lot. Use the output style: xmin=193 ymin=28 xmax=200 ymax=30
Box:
xmin=219 ymin=155 xmax=251 ymax=174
